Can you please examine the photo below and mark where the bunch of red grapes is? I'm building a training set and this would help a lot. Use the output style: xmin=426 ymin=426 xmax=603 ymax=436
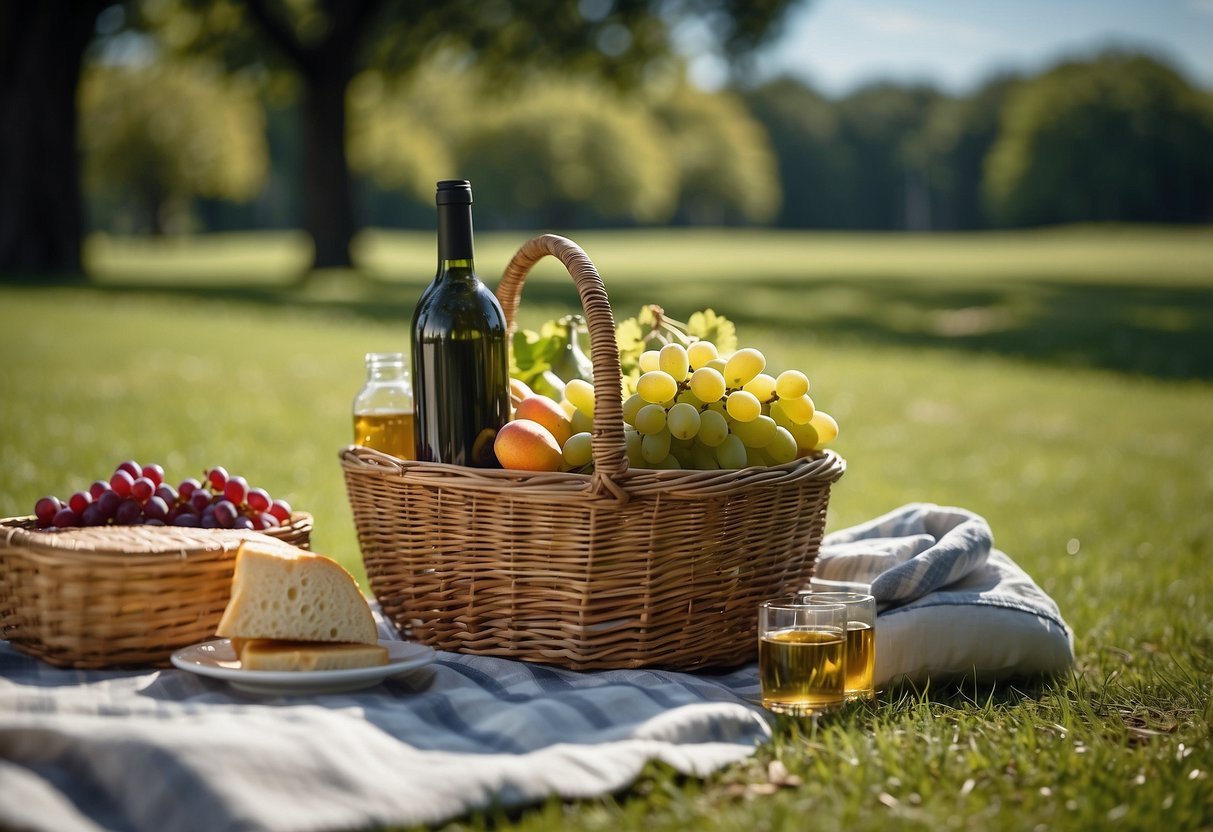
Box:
xmin=33 ymin=461 xmax=292 ymax=532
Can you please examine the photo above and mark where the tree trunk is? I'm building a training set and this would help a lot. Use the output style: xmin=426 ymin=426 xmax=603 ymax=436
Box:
xmin=301 ymin=68 xmax=355 ymax=269
xmin=0 ymin=1 xmax=104 ymax=277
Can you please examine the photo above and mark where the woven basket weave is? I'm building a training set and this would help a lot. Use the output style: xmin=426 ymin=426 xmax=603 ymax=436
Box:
xmin=341 ymin=234 xmax=845 ymax=671
xmin=0 ymin=513 xmax=311 ymax=668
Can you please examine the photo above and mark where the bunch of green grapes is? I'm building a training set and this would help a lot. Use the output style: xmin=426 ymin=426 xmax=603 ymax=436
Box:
xmin=555 ymin=342 xmax=839 ymax=471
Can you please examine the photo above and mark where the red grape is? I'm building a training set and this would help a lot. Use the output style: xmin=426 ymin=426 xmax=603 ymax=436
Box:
xmin=88 ymin=480 xmax=111 ymax=500
xmin=110 ymin=470 xmax=135 ymax=497
xmin=253 ymin=514 xmax=279 ymax=531
xmin=34 ymin=496 xmax=62 ymax=522
xmin=156 ymin=484 xmax=178 ymax=505
xmin=52 ymin=507 xmax=80 ymax=528
xmin=131 ymin=477 xmax=155 ymax=502
xmin=213 ymin=500 xmax=238 ymax=528
xmin=114 ymin=499 xmax=142 ymax=525
xmin=268 ymin=499 xmax=292 ymax=523
xmin=116 ymin=460 xmax=141 ymax=478
xmin=144 ymin=496 xmax=170 ymax=521
xmin=232 ymin=516 xmax=255 ymax=531
xmin=246 ymin=488 xmax=271 ymax=513
xmin=200 ymin=514 xmax=219 ymax=529
xmin=35 ymin=517 xmax=52 ymax=529
xmin=172 ymin=513 xmax=199 ymax=527
xmin=68 ymin=491 xmax=92 ymax=514
xmin=178 ymin=478 xmax=201 ymax=500
xmin=223 ymin=476 xmax=248 ymax=505
xmin=144 ymin=519 xmax=166 ymax=527
xmin=141 ymin=463 xmax=165 ymax=487
xmin=189 ymin=489 xmax=211 ymax=513
xmin=95 ymin=491 xmax=121 ymax=519
xmin=207 ymin=466 xmax=229 ymax=491
xmin=81 ymin=504 xmax=106 ymax=526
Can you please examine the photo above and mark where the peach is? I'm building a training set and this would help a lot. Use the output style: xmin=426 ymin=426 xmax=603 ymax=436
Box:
xmin=513 ymin=395 xmax=573 ymax=446
xmin=494 ymin=419 xmax=563 ymax=472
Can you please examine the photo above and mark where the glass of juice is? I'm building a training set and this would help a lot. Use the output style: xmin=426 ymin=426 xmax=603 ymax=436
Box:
xmin=758 ymin=599 xmax=847 ymax=716
xmin=800 ymin=591 xmax=877 ymax=701
xmin=353 ymin=352 xmax=415 ymax=460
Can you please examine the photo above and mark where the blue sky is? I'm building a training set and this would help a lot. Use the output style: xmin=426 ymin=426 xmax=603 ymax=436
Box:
xmin=696 ymin=0 xmax=1213 ymax=94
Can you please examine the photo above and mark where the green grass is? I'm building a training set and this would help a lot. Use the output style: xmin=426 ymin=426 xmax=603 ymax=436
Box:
xmin=2 ymin=225 xmax=1212 ymax=830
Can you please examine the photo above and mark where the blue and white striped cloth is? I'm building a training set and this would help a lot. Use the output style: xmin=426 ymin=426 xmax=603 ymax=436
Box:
xmin=0 ymin=503 xmax=1072 ymax=832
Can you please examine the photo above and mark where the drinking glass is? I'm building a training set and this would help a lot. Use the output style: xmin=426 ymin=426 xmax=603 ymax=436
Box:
xmin=801 ymin=591 xmax=877 ymax=701
xmin=758 ymin=599 xmax=847 ymax=716
xmin=353 ymin=352 xmax=415 ymax=460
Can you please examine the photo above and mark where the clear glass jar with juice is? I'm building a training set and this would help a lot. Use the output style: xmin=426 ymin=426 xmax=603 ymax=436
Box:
xmin=352 ymin=352 xmax=415 ymax=460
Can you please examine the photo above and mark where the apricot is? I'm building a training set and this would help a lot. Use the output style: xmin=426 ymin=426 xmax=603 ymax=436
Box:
xmin=494 ymin=419 xmax=563 ymax=472
xmin=508 ymin=378 xmax=533 ymax=409
xmin=513 ymin=395 xmax=573 ymax=446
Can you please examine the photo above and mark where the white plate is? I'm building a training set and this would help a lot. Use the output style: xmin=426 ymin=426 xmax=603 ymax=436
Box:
xmin=170 ymin=639 xmax=436 ymax=695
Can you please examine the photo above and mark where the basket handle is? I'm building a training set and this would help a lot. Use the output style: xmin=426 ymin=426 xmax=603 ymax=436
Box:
xmin=497 ymin=234 xmax=628 ymax=500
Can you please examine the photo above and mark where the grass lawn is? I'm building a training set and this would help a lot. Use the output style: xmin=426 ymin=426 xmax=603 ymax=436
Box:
xmin=2 ymin=225 xmax=1211 ymax=830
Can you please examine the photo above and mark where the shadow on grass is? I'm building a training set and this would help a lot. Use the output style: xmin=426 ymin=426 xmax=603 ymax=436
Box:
xmin=13 ymin=269 xmax=1213 ymax=381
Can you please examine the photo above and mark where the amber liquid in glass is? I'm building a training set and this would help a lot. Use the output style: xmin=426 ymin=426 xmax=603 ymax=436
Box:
xmin=845 ymin=622 xmax=876 ymax=699
xmin=759 ymin=627 xmax=846 ymax=715
xmin=353 ymin=411 xmax=416 ymax=460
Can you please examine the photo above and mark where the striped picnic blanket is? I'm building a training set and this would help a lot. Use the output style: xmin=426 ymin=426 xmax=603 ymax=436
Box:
xmin=0 ymin=503 xmax=1072 ymax=832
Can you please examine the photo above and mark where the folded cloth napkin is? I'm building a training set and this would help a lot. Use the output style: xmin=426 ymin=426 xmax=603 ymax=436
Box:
xmin=0 ymin=504 xmax=1073 ymax=832
xmin=815 ymin=503 xmax=1075 ymax=685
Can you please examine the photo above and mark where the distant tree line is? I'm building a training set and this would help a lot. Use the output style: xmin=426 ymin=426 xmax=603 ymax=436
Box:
xmin=80 ymin=48 xmax=1213 ymax=241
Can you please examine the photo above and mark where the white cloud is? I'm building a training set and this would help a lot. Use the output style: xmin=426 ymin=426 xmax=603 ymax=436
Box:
xmin=848 ymin=4 xmax=1001 ymax=45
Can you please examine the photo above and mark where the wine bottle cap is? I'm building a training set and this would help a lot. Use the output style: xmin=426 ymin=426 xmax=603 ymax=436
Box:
xmin=436 ymin=179 xmax=473 ymax=205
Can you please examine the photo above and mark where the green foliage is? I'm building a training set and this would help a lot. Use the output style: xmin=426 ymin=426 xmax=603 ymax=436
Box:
xmin=458 ymin=81 xmax=678 ymax=228
xmin=79 ymin=59 xmax=267 ymax=232
xmin=985 ymin=53 xmax=1213 ymax=226
xmin=651 ymin=83 xmax=780 ymax=225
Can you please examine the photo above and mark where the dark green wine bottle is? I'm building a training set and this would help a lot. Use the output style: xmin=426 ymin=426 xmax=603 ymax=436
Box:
xmin=410 ymin=180 xmax=509 ymax=467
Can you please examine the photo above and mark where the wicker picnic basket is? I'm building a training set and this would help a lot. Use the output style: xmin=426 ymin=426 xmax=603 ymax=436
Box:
xmin=341 ymin=234 xmax=845 ymax=671
xmin=0 ymin=513 xmax=311 ymax=668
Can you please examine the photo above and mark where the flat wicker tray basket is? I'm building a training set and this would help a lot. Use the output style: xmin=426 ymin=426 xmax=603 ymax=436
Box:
xmin=0 ymin=513 xmax=311 ymax=668
xmin=341 ymin=234 xmax=845 ymax=671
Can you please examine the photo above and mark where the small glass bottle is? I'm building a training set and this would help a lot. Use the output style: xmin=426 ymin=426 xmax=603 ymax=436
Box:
xmin=352 ymin=352 xmax=415 ymax=460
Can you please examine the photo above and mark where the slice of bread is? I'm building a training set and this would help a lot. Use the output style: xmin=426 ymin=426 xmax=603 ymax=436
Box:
xmin=237 ymin=639 xmax=388 ymax=671
xmin=216 ymin=539 xmax=378 ymax=645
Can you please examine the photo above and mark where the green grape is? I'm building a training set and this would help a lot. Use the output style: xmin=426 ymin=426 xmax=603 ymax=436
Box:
xmin=634 ymin=403 xmax=668 ymax=435
xmin=705 ymin=357 xmax=728 ymax=375
xmin=731 ymin=414 xmax=777 ymax=448
xmin=667 ymin=402 xmax=701 ymax=440
xmin=654 ymin=454 xmax=682 ymax=470
xmin=659 ymin=343 xmax=690 ymax=381
xmin=809 ymin=411 xmax=839 ymax=447
xmin=670 ymin=443 xmax=696 ymax=469
xmin=715 ymin=434 xmax=748 ymax=469
xmin=687 ymin=340 xmax=718 ymax=371
xmin=769 ymin=399 xmax=794 ymax=431
xmin=565 ymin=379 xmax=595 ymax=417
xmin=676 ymin=389 xmax=704 ymax=408
xmin=625 ymin=428 xmax=645 ymax=466
xmin=725 ymin=390 xmax=762 ymax=422
xmin=775 ymin=370 xmax=810 ymax=400
xmin=780 ymin=393 xmax=816 ymax=425
xmin=705 ymin=400 xmax=727 ymax=417
xmin=641 ymin=429 xmax=672 ymax=463
xmin=639 ymin=350 xmax=661 ymax=373
xmin=723 ymin=348 xmax=766 ymax=387
xmin=637 ymin=371 xmax=678 ymax=404
xmin=768 ymin=426 xmax=798 ymax=463
xmin=688 ymin=367 xmax=726 ymax=403
xmin=690 ymin=444 xmax=720 ymax=470
xmin=622 ymin=393 xmax=645 ymax=426
xmin=570 ymin=407 xmax=592 ymax=435
xmin=746 ymin=446 xmax=770 ymax=467
xmin=562 ymin=432 xmax=593 ymax=467
xmin=743 ymin=373 xmax=777 ymax=402
xmin=789 ymin=420 xmax=820 ymax=454
xmin=697 ymin=409 xmax=729 ymax=447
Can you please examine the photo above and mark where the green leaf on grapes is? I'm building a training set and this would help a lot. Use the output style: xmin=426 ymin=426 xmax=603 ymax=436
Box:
xmin=687 ymin=309 xmax=737 ymax=355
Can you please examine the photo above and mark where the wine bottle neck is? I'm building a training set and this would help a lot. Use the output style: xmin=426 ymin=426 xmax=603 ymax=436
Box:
xmin=437 ymin=202 xmax=475 ymax=266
